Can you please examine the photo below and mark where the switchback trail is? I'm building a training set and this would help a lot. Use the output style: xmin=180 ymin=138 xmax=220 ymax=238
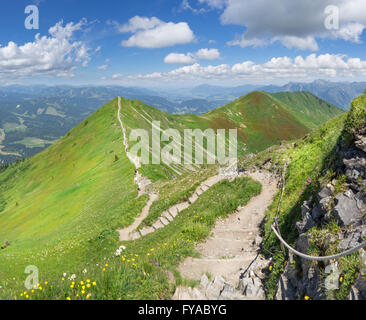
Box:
xmin=116 ymin=96 xmax=241 ymax=242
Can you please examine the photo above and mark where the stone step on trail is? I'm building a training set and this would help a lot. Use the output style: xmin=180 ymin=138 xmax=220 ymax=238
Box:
xmin=189 ymin=193 xmax=199 ymax=204
xmin=176 ymin=202 xmax=189 ymax=212
xmin=197 ymin=238 xmax=256 ymax=258
xmin=159 ymin=216 xmax=170 ymax=226
xmin=168 ymin=207 xmax=178 ymax=218
xmin=140 ymin=227 xmax=154 ymax=237
xmin=212 ymin=228 xmax=260 ymax=240
xmin=162 ymin=211 xmax=174 ymax=222
xmin=178 ymin=256 xmax=257 ymax=283
xmin=152 ymin=220 xmax=164 ymax=230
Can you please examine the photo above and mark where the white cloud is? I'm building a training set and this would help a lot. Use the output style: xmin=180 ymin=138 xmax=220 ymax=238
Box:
xmin=164 ymin=48 xmax=220 ymax=65
xmin=198 ymin=0 xmax=226 ymax=9
xmin=98 ymin=64 xmax=109 ymax=70
xmin=114 ymin=16 xmax=195 ymax=49
xmin=272 ymin=36 xmax=319 ymax=51
xmin=116 ymin=16 xmax=162 ymax=33
xmin=129 ymin=54 xmax=366 ymax=82
xmin=181 ymin=0 xmax=206 ymax=14
xmin=228 ymin=36 xmax=268 ymax=48
xmin=164 ymin=53 xmax=196 ymax=65
xmin=0 ymin=19 xmax=92 ymax=80
xmin=201 ymin=0 xmax=366 ymax=50
xmin=195 ymin=48 xmax=220 ymax=60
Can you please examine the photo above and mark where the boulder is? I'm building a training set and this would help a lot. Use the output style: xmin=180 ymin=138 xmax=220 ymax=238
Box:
xmin=334 ymin=191 xmax=363 ymax=226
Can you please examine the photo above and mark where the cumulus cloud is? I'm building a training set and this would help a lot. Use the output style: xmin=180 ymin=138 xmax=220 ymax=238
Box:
xmin=130 ymin=54 xmax=366 ymax=82
xmin=195 ymin=48 xmax=220 ymax=60
xmin=114 ymin=16 xmax=195 ymax=49
xmin=164 ymin=48 xmax=220 ymax=65
xmin=200 ymin=0 xmax=366 ymax=50
xmin=164 ymin=53 xmax=196 ymax=65
xmin=0 ymin=19 xmax=92 ymax=80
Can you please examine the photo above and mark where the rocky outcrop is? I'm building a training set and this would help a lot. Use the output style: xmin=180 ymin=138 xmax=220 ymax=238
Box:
xmin=276 ymin=127 xmax=366 ymax=300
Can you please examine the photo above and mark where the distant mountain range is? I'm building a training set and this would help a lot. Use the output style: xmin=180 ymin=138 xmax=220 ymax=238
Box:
xmin=261 ymin=80 xmax=366 ymax=110
xmin=165 ymin=80 xmax=366 ymax=110
xmin=0 ymin=79 xmax=363 ymax=163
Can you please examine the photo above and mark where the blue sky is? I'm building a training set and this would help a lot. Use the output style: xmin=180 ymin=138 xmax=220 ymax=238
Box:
xmin=1 ymin=0 xmax=366 ymax=88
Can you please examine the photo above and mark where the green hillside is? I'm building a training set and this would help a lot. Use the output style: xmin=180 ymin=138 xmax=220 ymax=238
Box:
xmin=270 ymin=91 xmax=344 ymax=129
xmin=0 ymin=92 xmax=344 ymax=299
xmin=246 ymin=91 xmax=366 ymax=300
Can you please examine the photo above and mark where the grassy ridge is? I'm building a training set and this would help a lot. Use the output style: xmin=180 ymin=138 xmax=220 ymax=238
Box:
xmin=0 ymin=98 xmax=148 ymax=279
xmin=271 ymin=91 xmax=344 ymax=129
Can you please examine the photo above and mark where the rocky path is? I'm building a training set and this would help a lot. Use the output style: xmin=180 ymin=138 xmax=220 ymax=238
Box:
xmin=117 ymin=97 xmax=158 ymax=241
xmin=117 ymin=96 xmax=152 ymax=196
xmin=173 ymin=170 xmax=279 ymax=300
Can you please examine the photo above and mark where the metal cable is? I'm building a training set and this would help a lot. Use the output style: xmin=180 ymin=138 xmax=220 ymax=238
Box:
xmin=271 ymin=224 xmax=366 ymax=261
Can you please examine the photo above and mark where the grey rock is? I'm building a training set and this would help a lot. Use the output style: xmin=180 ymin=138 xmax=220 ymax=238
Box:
xmin=219 ymin=284 xmax=246 ymax=300
xmin=296 ymin=234 xmax=312 ymax=273
xmin=245 ymin=277 xmax=265 ymax=299
xmin=334 ymin=191 xmax=363 ymax=226
xmin=296 ymin=212 xmax=315 ymax=234
xmin=302 ymin=266 xmax=323 ymax=300
xmin=200 ymin=274 xmax=210 ymax=288
xmin=275 ymin=265 xmax=300 ymax=300
xmin=344 ymin=157 xmax=366 ymax=182
xmin=349 ymin=275 xmax=366 ymax=300
xmin=339 ymin=225 xmax=366 ymax=251
xmin=319 ymin=196 xmax=334 ymax=215
xmin=318 ymin=186 xmax=333 ymax=200
xmin=205 ymin=276 xmax=225 ymax=299
xmin=301 ymin=201 xmax=312 ymax=217
xmin=311 ymin=204 xmax=324 ymax=220
xmin=339 ymin=232 xmax=362 ymax=251
xmin=355 ymin=134 xmax=366 ymax=153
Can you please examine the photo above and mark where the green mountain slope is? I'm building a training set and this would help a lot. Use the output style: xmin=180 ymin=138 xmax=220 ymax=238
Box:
xmin=0 ymin=92 xmax=344 ymax=299
xmin=247 ymin=91 xmax=366 ymax=300
xmin=270 ymin=91 xmax=344 ymax=129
